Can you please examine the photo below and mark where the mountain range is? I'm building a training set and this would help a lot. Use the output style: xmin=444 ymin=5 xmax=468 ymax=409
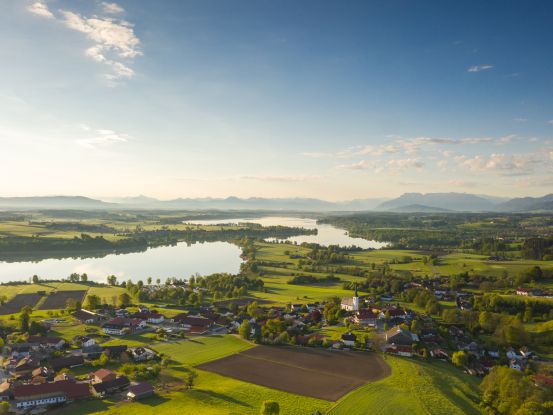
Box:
xmin=0 ymin=193 xmax=552 ymax=212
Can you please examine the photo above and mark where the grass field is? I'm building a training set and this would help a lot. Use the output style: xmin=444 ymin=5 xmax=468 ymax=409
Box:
xmin=328 ymin=356 xmax=483 ymax=415
xmin=153 ymin=334 xmax=254 ymax=366
xmin=51 ymin=335 xmax=332 ymax=415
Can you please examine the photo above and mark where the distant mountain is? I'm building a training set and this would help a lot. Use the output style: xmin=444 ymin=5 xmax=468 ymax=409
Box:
xmin=389 ymin=204 xmax=453 ymax=213
xmin=0 ymin=196 xmax=114 ymax=210
xmin=377 ymin=192 xmax=498 ymax=212
xmin=495 ymin=194 xmax=553 ymax=212
xmin=118 ymin=196 xmax=388 ymax=211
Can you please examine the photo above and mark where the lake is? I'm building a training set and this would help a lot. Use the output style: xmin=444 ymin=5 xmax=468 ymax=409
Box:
xmin=0 ymin=217 xmax=386 ymax=283
xmin=186 ymin=216 xmax=387 ymax=249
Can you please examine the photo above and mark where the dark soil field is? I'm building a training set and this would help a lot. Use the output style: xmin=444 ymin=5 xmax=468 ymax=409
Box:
xmin=0 ymin=293 xmax=43 ymax=314
xmin=38 ymin=290 xmax=88 ymax=310
xmin=197 ymin=345 xmax=391 ymax=401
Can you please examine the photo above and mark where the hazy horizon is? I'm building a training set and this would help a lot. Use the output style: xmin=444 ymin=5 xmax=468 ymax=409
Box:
xmin=1 ymin=0 xmax=553 ymax=200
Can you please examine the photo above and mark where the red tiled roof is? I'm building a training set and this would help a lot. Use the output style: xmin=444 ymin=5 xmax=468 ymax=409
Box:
xmin=14 ymin=380 xmax=90 ymax=400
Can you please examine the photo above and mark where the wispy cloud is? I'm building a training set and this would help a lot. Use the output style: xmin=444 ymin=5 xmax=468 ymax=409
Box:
xmin=101 ymin=2 xmax=125 ymax=14
xmin=27 ymin=1 xmax=54 ymax=19
xmin=455 ymin=153 xmax=543 ymax=175
xmin=337 ymin=160 xmax=374 ymax=170
xmin=26 ymin=2 xmax=141 ymax=83
xmin=387 ymin=158 xmax=424 ymax=173
xmin=60 ymin=10 xmax=141 ymax=81
xmin=547 ymin=119 xmax=553 ymax=125
xmin=468 ymin=64 xmax=494 ymax=73
xmin=76 ymin=129 xmax=129 ymax=149
xmin=513 ymin=117 xmax=528 ymax=123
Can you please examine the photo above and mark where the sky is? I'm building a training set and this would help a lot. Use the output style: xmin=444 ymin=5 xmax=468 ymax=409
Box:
xmin=1 ymin=0 xmax=553 ymax=201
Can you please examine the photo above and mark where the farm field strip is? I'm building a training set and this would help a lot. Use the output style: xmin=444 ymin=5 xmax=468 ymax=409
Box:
xmin=198 ymin=345 xmax=391 ymax=401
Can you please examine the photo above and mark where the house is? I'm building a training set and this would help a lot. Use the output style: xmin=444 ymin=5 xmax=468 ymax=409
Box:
xmin=73 ymin=309 xmax=103 ymax=324
xmin=10 ymin=343 xmax=31 ymax=358
xmin=50 ymin=355 xmax=84 ymax=372
xmin=130 ymin=347 xmax=156 ymax=362
xmin=385 ymin=344 xmax=414 ymax=357
xmin=102 ymin=345 xmax=128 ymax=357
xmin=516 ymin=288 xmax=543 ymax=297
xmin=130 ymin=311 xmax=165 ymax=324
xmin=127 ymin=382 xmax=154 ymax=401
xmin=385 ymin=326 xmax=416 ymax=346
xmin=13 ymin=355 xmax=41 ymax=378
xmin=341 ymin=332 xmax=357 ymax=347
xmin=380 ymin=307 xmax=407 ymax=321
xmin=115 ymin=309 xmax=129 ymax=317
xmin=27 ymin=336 xmax=66 ymax=350
xmin=13 ymin=380 xmax=91 ymax=409
xmin=354 ymin=309 xmax=379 ymax=327
xmin=92 ymin=376 xmax=130 ymax=397
xmin=102 ymin=317 xmax=145 ymax=335
xmin=172 ymin=314 xmax=213 ymax=332
xmin=91 ymin=369 xmax=116 ymax=384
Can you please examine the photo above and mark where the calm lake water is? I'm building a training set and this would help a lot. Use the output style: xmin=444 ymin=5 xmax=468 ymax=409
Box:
xmin=0 ymin=217 xmax=385 ymax=283
xmin=187 ymin=216 xmax=388 ymax=249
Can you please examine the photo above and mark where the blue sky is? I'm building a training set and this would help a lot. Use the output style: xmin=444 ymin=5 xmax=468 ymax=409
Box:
xmin=1 ymin=0 xmax=552 ymax=200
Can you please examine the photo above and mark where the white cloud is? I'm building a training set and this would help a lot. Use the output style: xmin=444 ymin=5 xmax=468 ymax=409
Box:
xmin=547 ymin=119 xmax=553 ymax=125
xmin=27 ymin=1 xmax=54 ymax=19
xmin=47 ymin=9 xmax=141 ymax=82
xmin=60 ymin=11 xmax=141 ymax=59
xmin=456 ymin=153 xmax=542 ymax=175
xmin=337 ymin=160 xmax=374 ymax=170
xmin=101 ymin=2 xmax=125 ymax=14
xmin=387 ymin=158 xmax=424 ymax=173
xmin=76 ymin=129 xmax=129 ymax=149
xmin=468 ymin=64 xmax=494 ymax=73
xmin=513 ymin=117 xmax=528 ymax=123
xmin=397 ymin=136 xmax=494 ymax=154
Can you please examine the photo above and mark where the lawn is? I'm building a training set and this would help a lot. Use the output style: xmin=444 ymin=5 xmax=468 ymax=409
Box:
xmin=152 ymin=334 xmax=253 ymax=366
xmin=328 ymin=356 xmax=483 ymax=415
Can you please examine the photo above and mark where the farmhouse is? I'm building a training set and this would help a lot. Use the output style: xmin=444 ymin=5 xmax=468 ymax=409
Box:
xmin=92 ymin=376 xmax=130 ymax=397
xmin=354 ymin=309 xmax=379 ymax=326
xmin=50 ymin=355 xmax=84 ymax=372
xmin=102 ymin=317 xmax=146 ymax=335
xmin=91 ymin=369 xmax=116 ymax=384
xmin=385 ymin=344 xmax=414 ymax=357
xmin=130 ymin=347 xmax=157 ymax=362
xmin=130 ymin=311 xmax=165 ymax=324
xmin=73 ymin=309 xmax=103 ymax=324
xmin=172 ymin=314 xmax=213 ymax=333
xmin=13 ymin=380 xmax=90 ymax=409
xmin=341 ymin=332 xmax=357 ymax=347
xmin=127 ymin=382 xmax=154 ymax=401
xmin=27 ymin=336 xmax=65 ymax=350
xmin=385 ymin=326 xmax=417 ymax=346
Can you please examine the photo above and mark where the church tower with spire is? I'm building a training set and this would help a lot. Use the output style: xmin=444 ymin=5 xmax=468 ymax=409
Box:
xmin=352 ymin=284 xmax=360 ymax=312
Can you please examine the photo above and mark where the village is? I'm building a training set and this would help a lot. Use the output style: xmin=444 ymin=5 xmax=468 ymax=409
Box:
xmin=0 ymin=275 xmax=548 ymax=414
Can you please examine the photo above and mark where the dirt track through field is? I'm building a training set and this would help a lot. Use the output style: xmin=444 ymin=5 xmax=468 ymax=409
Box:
xmin=197 ymin=345 xmax=391 ymax=401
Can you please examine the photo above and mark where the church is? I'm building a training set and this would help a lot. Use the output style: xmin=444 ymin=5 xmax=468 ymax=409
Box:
xmin=340 ymin=286 xmax=360 ymax=312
